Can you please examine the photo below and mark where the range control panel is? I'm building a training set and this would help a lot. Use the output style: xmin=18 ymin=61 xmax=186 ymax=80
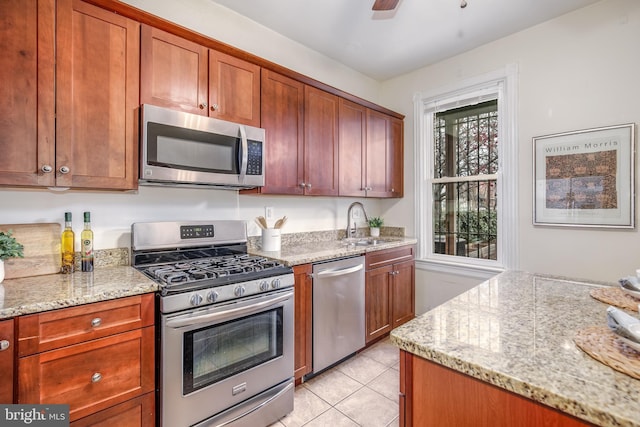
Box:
xmin=180 ymin=224 xmax=214 ymax=239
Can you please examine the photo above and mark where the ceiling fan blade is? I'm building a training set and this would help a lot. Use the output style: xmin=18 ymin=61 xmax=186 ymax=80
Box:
xmin=372 ymin=0 xmax=399 ymax=11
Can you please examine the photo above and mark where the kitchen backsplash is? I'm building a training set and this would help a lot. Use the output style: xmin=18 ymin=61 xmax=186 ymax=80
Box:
xmin=247 ymin=226 xmax=406 ymax=248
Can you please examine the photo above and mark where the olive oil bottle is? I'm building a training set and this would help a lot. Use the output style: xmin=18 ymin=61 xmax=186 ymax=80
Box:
xmin=61 ymin=212 xmax=75 ymax=273
xmin=81 ymin=212 xmax=94 ymax=272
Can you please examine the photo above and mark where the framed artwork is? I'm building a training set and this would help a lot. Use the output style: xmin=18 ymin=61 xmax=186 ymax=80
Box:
xmin=533 ymin=123 xmax=635 ymax=228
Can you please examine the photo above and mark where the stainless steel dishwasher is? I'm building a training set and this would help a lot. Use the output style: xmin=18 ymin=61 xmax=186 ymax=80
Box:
xmin=311 ymin=256 xmax=365 ymax=375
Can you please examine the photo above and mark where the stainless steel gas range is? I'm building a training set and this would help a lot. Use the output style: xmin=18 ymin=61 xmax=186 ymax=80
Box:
xmin=131 ymin=220 xmax=295 ymax=427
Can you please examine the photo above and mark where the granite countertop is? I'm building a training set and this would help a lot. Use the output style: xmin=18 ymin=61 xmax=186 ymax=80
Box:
xmin=391 ymin=270 xmax=639 ymax=427
xmin=248 ymin=234 xmax=417 ymax=266
xmin=0 ymin=266 xmax=158 ymax=320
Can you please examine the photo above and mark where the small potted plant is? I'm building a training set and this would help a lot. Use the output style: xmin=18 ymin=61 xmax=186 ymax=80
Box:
xmin=368 ymin=216 xmax=384 ymax=237
xmin=0 ymin=230 xmax=24 ymax=283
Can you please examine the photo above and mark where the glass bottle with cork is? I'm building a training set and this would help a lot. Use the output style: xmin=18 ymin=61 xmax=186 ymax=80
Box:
xmin=81 ymin=212 xmax=94 ymax=272
xmin=61 ymin=212 xmax=75 ymax=273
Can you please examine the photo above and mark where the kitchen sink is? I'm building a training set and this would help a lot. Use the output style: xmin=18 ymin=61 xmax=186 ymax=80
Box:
xmin=343 ymin=238 xmax=393 ymax=247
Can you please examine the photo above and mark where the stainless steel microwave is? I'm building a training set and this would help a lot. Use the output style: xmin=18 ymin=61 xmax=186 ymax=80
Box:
xmin=140 ymin=104 xmax=265 ymax=189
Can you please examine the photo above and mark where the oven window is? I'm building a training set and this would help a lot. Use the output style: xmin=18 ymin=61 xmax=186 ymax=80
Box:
xmin=183 ymin=307 xmax=283 ymax=395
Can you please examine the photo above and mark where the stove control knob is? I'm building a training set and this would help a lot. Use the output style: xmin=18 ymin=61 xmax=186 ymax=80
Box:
xmin=259 ymin=280 xmax=269 ymax=291
xmin=206 ymin=291 xmax=219 ymax=303
xmin=234 ymin=286 xmax=246 ymax=297
xmin=271 ymin=278 xmax=281 ymax=289
xmin=190 ymin=293 xmax=203 ymax=306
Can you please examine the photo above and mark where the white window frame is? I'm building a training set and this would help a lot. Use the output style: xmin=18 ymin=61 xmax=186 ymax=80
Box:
xmin=414 ymin=65 xmax=519 ymax=278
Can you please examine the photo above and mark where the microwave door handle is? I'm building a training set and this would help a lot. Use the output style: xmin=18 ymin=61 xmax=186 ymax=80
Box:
xmin=238 ymin=124 xmax=248 ymax=184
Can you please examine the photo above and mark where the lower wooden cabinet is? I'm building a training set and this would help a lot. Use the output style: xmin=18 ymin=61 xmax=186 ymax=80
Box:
xmin=17 ymin=294 xmax=155 ymax=425
xmin=400 ymin=351 xmax=592 ymax=427
xmin=365 ymin=246 xmax=415 ymax=344
xmin=293 ymin=264 xmax=312 ymax=382
xmin=0 ymin=318 xmax=15 ymax=403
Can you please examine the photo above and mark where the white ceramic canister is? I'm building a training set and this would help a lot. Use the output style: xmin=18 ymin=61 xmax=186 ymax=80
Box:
xmin=262 ymin=228 xmax=281 ymax=251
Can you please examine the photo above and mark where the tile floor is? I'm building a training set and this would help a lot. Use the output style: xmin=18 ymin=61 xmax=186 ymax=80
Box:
xmin=270 ymin=338 xmax=400 ymax=427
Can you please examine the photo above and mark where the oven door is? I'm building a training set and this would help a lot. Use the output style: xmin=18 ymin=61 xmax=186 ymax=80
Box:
xmin=160 ymin=288 xmax=294 ymax=427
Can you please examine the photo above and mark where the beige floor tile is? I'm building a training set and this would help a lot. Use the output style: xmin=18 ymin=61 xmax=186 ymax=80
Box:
xmin=336 ymin=354 xmax=388 ymax=385
xmin=279 ymin=386 xmax=331 ymax=427
xmin=335 ymin=387 xmax=398 ymax=427
xmin=303 ymin=368 xmax=364 ymax=405
xmin=385 ymin=415 xmax=400 ymax=427
xmin=304 ymin=408 xmax=360 ymax=427
xmin=368 ymin=368 xmax=400 ymax=403
xmin=361 ymin=339 xmax=399 ymax=367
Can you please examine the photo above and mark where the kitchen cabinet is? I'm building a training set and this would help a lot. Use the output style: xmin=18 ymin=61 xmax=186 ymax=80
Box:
xmin=338 ymin=100 xmax=404 ymax=198
xmin=248 ymin=72 xmax=339 ymax=196
xmin=293 ymin=264 xmax=313 ymax=383
xmin=17 ymin=294 xmax=155 ymax=424
xmin=140 ymin=25 xmax=261 ymax=127
xmin=256 ymin=70 xmax=305 ymax=194
xmin=0 ymin=319 xmax=15 ymax=403
xmin=303 ymin=85 xmax=339 ymax=195
xmin=365 ymin=245 xmax=415 ymax=344
xmin=0 ymin=0 xmax=140 ymax=190
xmin=399 ymin=352 xmax=591 ymax=427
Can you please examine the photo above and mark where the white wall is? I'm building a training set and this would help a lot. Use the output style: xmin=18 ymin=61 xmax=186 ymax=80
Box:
xmin=380 ymin=0 xmax=640 ymax=295
xmin=0 ymin=0 xmax=386 ymax=250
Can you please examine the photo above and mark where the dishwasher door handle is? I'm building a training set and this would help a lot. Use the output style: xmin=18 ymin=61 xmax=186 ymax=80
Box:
xmin=314 ymin=263 xmax=363 ymax=279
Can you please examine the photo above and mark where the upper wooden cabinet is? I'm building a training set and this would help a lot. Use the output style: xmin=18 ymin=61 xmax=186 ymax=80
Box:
xmin=303 ymin=86 xmax=339 ymax=196
xmin=339 ymin=100 xmax=404 ymax=198
xmin=0 ymin=0 xmax=139 ymax=190
xmin=141 ymin=25 xmax=261 ymax=127
xmin=258 ymin=70 xmax=305 ymax=195
xmin=0 ymin=0 xmax=55 ymax=187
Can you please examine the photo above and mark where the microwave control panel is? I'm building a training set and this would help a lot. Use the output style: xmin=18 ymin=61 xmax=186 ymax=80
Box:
xmin=247 ymin=141 xmax=263 ymax=175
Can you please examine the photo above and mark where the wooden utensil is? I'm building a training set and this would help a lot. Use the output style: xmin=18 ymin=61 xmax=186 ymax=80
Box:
xmin=256 ymin=216 xmax=269 ymax=229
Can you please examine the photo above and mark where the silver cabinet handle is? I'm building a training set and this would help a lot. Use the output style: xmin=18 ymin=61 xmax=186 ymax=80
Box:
xmin=59 ymin=166 xmax=70 ymax=174
xmin=210 ymin=103 xmax=219 ymax=111
xmin=91 ymin=372 xmax=102 ymax=383
xmin=41 ymin=165 xmax=53 ymax=173
xmin=199 ymin=102 xmax=208 ymax=109
xmin=299 ymin=182 xmax=306 ymax=188
xmin=306 ymin=183 xmax=312 ymax=189
xmin=91 ymin=317 xmax=102 ymax=327
xmin=0 ymin=340 xmax=9 ymax=351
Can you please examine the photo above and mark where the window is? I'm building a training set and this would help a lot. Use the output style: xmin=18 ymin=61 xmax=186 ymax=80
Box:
xmin=415 ymin=66 xmax=517 ymax=275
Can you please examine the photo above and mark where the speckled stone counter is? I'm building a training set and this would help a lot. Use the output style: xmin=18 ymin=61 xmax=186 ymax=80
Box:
xmin=248 ymin=234 xmax=417 ymax=266
xmin=391 ymin=270 xmax=639 ymax=427
xmin=0 ymin=266 xmax=158 ymax=319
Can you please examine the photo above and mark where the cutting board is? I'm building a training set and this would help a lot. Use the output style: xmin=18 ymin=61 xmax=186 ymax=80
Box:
xmin=0 ymin=223 xmax=61 ymax=279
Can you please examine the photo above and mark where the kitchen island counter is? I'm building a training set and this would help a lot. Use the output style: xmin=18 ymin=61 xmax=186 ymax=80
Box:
xmin=391 ymin=270 xmax=639 ymax=427
xmin=0 ymin=266 xmax=158 ymax=319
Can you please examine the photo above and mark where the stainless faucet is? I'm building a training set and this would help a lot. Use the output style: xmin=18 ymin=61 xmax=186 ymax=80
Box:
xmin=346 ymin=202 xmax=369 ymax=239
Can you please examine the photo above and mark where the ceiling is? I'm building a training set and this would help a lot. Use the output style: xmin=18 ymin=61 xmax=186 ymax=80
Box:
xmin=209 ymin=0 xmax=600 ymax=81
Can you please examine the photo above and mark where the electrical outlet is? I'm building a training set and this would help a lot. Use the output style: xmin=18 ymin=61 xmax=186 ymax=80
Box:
xmin=265 ymin=206 xmax=274 ymax=220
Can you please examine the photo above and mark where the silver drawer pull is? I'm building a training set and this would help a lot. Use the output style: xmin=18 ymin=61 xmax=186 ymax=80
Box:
xmin=91 ymin=372 xmax=102 ymax=383
xmin=0 ymin=340 xmax=9 ymax=351
xmin=91 ymin=317 xmax=102 ymax=327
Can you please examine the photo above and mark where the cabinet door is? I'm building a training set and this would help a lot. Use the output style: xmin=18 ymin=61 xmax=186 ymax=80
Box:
xmin=365 ymin=109 xmax=392 ymax=198
xmin=389 ymin=116 xmax=404 ymax=198
xmin=391 ymin=259 xmax=415 ymax=329
xmin=259 ymin=70 xmax=305 ymax=194
xmin=140 ymin=25 xmax=208 ymax=115
xmin=304 ymin=86 xmax=339 ymax=196
xmin=0 ymin=0 xmax=55 ymax=187
xmin=209 ymin=50 xmax=261 ymax=127
xmin=0 ymin=319 xmax=15 ymax=403
xmin=293 ymin=264 xmax=312 ymax=382
xmin=56 ymin=0 xmax=139 ymax=189
xmin=19 ymin=327 xmax=155 ymax=422
xmin=71 ymin=392 xmax=155 ymax=427
xmin=365 ymin=264 xmax=393 ymax=344
xmin=338 ymin=98 xmax=367 ymax=197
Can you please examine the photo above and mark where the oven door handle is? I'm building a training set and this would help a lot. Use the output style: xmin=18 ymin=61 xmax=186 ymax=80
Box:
xmin=165 ymin=291 xmax=292 ymax=329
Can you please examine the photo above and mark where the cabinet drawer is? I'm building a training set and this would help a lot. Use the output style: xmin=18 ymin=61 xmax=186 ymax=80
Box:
xmin=18 ymin=294 xmax=154 ymax=356
xmin=19 ymin=326 xmax=155 ymax=422
xmin=365 ymin=245 xmax=415 ymax=270
xmin=71 ymin=391 xmax=155 ymax=427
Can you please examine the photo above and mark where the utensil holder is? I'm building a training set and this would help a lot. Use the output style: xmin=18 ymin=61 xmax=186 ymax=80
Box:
xmin=262 ymin=228 xmax=281 ymax=251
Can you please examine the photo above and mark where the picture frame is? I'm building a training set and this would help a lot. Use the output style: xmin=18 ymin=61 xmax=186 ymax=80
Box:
xmin=533 ymin=123 xmax=636 ymax=228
